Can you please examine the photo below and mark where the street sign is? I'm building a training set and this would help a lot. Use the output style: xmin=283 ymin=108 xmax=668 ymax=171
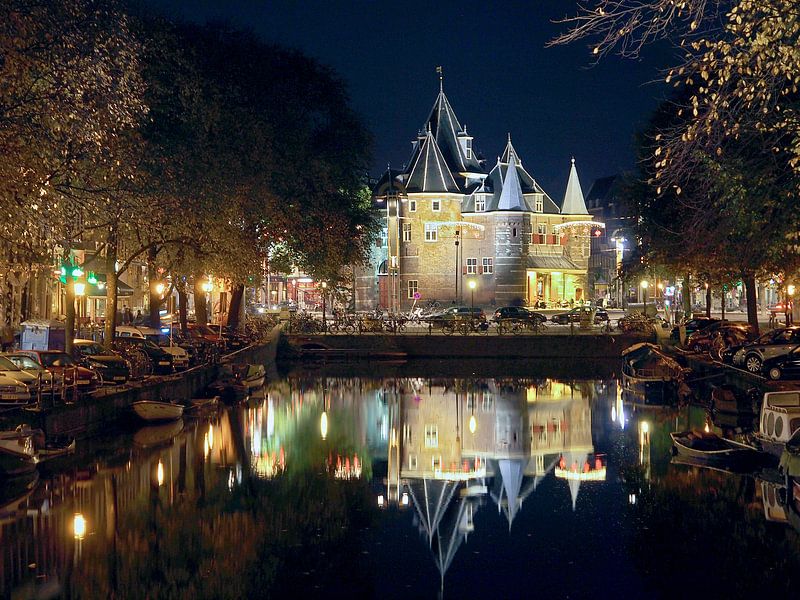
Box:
xmin=413 ymin=292 xmax=421 ymax=300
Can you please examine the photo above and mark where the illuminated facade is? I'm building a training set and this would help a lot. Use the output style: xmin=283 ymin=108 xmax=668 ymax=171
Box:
xmin=357 ymin=83 xmax=596 ymax=311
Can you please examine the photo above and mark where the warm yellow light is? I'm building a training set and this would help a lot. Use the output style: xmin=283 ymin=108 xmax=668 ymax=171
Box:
xmin=155 ymin=282 xmax=165 ymax=295
xmin=377 ymin=495 xmax=385 ymax=507
xmin=401 ymin=492 xmax=409 ymax=506
xmin=640 ymin=280 xmax=649 ymax=289
xmin=203 ymin=433 xmax=209 ymax=459
xmin=74 ymin=282 xmax=86 ymax=297
xmin=321 ymin=281 xmax=327 ymax=289
xmin=202 ymin=279 xmax=213 ymax=293
xmin=208 ymin=424 xmax=214 ymax=450
xmin=704 ymin=422 xmax=710 ymax=433
xmin=657 ymin=283 xmax=664 ymax=290
xmin=320 ymin=411 xmax=328 ymax=440
xmin=73 ymin=513 xmax=86 ymax=540
xmin=641 ymin=421 xmax=649 ymax=434
xmin=157 ymin=460 xmax=164 ymax=486
xmin=468 ymin=280 xmax=476 ymax=290
xmin=789 ymin=285 xmax=796 ymax=296
xmin=469 ymin=414 xmax=477 ymax=434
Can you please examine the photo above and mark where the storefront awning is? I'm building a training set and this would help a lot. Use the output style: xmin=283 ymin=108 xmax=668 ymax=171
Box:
xmin=527 ymin=256 xmax=583 ymax=273
xmin=87 ymin=274 xmax=134 ymax=298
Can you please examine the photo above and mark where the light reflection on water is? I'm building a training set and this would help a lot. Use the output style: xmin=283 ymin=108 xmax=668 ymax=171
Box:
xmin=1 ymin=372 xmax=799 ymax=599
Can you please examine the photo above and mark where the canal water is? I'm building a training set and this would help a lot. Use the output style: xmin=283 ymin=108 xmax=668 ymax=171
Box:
xmin=2 ymin=360 xmax=799 ymax=599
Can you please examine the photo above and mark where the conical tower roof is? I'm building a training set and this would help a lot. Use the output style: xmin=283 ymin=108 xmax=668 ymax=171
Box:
xmin=561 ymin=158 xmax=590 ymax=215
xmin=423 ymin=85 xmax=484 ymax=174
xmin=405 ymin=127 xmax=460 ymax=193
xmin=497 ymin=152 xmax=525 ymax=211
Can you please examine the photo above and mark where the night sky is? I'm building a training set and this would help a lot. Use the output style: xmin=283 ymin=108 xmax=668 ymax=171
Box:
xmin=141 ymin=0 xmax=674 ymax=197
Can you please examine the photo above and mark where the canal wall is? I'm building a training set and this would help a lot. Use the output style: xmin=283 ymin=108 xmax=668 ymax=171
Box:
xmin=280 ymin=331 xmax=651 ymax=359
xmin=6 ymin=327 xmax=281 ymax=438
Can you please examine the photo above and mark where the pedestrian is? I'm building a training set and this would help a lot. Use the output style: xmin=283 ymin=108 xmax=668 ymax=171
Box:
xmin=134 ymin=310 xmax=143 ymax=325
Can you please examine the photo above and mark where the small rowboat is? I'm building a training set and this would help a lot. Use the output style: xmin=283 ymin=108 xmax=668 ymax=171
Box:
xmin=190 ymin=397 xmax=220 ymax=410
xmin=670 ymin=430 xmax=763 ymax=466
xmin=132 ymin=400 xmax=184 ymax=422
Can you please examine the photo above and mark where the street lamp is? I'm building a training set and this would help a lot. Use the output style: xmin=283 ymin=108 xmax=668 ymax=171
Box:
xmin=155 ymin=282 xmax=165 ymax=296
xmin=74 ymin=282 xmax=86 ymax=297
xmin=640 ymin=280 xmax=649 ymax=315
xmin=321 ymin=281 xmax=327 ymax=331
xmin=468 ymin=279 xmax=476 ymax=313
xmin=454 ymin=229 xmax=460 ymax=304
xmin=202 ymin=280 xmax=213 ymax=293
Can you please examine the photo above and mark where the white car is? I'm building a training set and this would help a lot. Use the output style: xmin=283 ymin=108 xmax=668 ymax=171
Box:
xmin=116 ymin=325 xmax=190 ymax=370
xmin=0 ymin=374 xmax=31 ymax=404
xmin=1 ymin=353 xmax=56 ymax=385
xmin=0 ymin=355 xmax=40 ymax=389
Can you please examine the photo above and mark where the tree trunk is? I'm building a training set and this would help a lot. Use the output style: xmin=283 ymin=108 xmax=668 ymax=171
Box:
xmin=721 ymin=290 xmax=726 ymax=320
xmin=683 ymin=272 xmax=691 ymax=316
xmin=743 ymin=273 xmax=759 ymax=334
xmin=104 ymin=233 xmax=119 ymax=348
xmin=226 ymin=283 xmax=245 ymax=331
xmin=65 ymin=279 xmax=75 ymax=354
xmin=178 ymin=284 xmax=188 ymax=335
xmin=193 ymin=273 xmax=208 ymax=325
xmin=705 ymin=285 xmax=712 ymax=318
xmin=147 ymin=246 xmax=161 ymax=329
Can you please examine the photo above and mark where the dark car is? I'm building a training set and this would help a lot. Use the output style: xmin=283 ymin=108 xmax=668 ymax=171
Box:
xmin=551 ymin=306 xmax=608 ymax=325
xmin=670 ymin=317 xmax=723 ymax=341
xmin=492 ymin=306 xmax=547 ymax=325
xmin=113 ymin=336 xmax=174 ymax=375
xmin=72 ymin=339 xmax=130 ymax=385
xmin=685 ymin=322 xmax=753 ymax=354
xmin=430 ymin=306 xmax=486 ymax=322
xmin=728 ymin=326 xmax=800 ymax=373
xmin=762 ymin=345 xmax=800 ymax=380
xmin=10 ymin=350 xmax=99 ymax=392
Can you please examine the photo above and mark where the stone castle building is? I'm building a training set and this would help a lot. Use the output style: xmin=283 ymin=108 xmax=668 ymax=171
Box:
xmin=356 ymin=82 xmax=597 ymax=311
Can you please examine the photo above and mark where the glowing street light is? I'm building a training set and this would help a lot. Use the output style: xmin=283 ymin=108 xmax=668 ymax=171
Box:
xmin=155 ymin=282 xmax=165 ymax=296
xmin=202 ymin=279 xmax=213 ymax=293
xmin=74 ymin=282 xmax=86 ymax=297
xmin=320 ymin=411 xmax=328 ymax=440
xmin=469 ymin=414 xmax=477 ymax=434
xmin=157 ymin=459 xmax=164 ymax=486
xmin=73 ymin=513 xmax=86 ymax=540
xmin=640 ymin=280 xmax=649 ymax=315
xmin=468 ymin=279 xmax=477 ymax=314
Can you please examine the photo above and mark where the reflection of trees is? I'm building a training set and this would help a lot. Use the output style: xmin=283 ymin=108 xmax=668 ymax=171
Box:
xmin=630 ymin=467 xmax=800 ymax=598
xmin=71 ymin=461 xmax=376 ymax=598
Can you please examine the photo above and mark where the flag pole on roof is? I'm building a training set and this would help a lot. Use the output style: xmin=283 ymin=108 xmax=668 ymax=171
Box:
xmin=436 ymin=65 xmax=443 ymax=92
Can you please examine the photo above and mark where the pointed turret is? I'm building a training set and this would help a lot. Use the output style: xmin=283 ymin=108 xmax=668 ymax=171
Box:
xmin=423 ymin=84 xmax=484 ymax=174
xmin=405 ymin=127 xmax=460 ymax=193
xmin=497 ymin=154 xmax=525 ymax=211
xmin=561 ymin=157 xmax=590 ymax=215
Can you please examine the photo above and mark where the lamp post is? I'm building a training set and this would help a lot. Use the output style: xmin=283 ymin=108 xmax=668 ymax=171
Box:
xmin=454 ymin=229 xmax=460 ymax=304
xmin=321 ymin=281 xmax=327 ymax=331
xmin=641 ymin=280 xmax=649 ymax=316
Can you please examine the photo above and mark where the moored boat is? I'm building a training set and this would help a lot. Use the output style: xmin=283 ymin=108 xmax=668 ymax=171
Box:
xmin=132 ymin=400 xmax=184 ymax=422
xmin=621 ymin=343 xmax=688 ymax=402
xmin=670 ymin=430 xmax=763 ymax=466
xmin=237 ymin=364 xmax=265 ymax=389
xmin=133 ymin=419 xmax=184 ymax=448
xmin=754 ymin=390 xmax=800 ymax=456
xmin=0 ymin=430 xmax=38 ymax=477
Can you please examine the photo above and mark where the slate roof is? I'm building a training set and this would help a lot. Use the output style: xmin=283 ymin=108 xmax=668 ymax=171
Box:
xmin=422 ymin=86 xmax=485 ymax=174
xmin=405 ymin=128 xmax=460 ymax=193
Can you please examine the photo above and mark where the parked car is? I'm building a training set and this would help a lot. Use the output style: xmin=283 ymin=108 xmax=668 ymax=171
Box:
xmin=430 ymin=306 xmax=486 ymax=322
xmin=72 ymin=339 xmax=130 ymax=384
xmin=116 ymin=325 xmax=191 ymax=370
xmin=761 ymin=345 xmax=800 ymax=380
xmin=0 ymin=373 xmax=31 ymax=404
xmin=551 ymin=306 xmax=608 ymax=325
xmin=0 ymin=355 xmax=42 ymax=391
xmin=670 ymin=316 xmax=723 ymax=341
xmin=492 ymin=306 xmax=547 ymax=325
xmin=1 ymin=353 xmax=55 ymax=386
xmin=730 ymin=326 xmax=800 ymax=373
xmin=8 ymin=350 xmax=99 ymax=392
xmin=685 ymin=322 xmax=754 ymax=354
xmin=113 ymin=337 xmax=174 ymax=375
xmin=709 ymin=325 xmax=758 ymax=361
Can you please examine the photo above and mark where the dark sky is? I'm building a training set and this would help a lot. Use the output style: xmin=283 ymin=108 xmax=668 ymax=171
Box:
xmin=141 ymin=0 xmax=673 ymax=198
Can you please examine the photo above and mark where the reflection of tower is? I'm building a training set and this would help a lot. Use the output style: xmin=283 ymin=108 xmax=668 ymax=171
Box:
xmin=386 ymin=383 xmax=402 ymax=504
xmin=639 ymin=420 xmax=651 ymax=481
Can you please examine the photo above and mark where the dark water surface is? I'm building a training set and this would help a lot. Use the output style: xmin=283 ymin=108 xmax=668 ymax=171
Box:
xmin=2 ymin=360 xmax=799 ymax=599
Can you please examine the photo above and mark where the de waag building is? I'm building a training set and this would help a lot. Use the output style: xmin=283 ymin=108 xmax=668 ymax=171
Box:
xmin=356 ymin=83 xmax=598 ymax=312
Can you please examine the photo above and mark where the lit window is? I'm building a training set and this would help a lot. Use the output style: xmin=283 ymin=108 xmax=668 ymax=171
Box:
xmin=482 ymin=258 xmax=493 ymax=274
xmin=407 ymin=280 xmax=418 ymax=299
xmin=534 ymin=194 xmax=543 ymax=213
xmin=409 ymin=199 xmax=417 ymax=212
xmin=432 ymin=199 xmax=441 ymax=212
xmin=466 ymin=258 xmax=477 ymax=274
xmin=402 ymin=223 xmax=412 ymax=242
xmin=475 ymin=197 xmax=485 ymax=212
xmin=380 ymin=229 xmax=388 ymax=247
xmin=425 ymin=424 xmax=438 ymax=448
xmin=424 ymin=223 xmax=438 ymax=242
